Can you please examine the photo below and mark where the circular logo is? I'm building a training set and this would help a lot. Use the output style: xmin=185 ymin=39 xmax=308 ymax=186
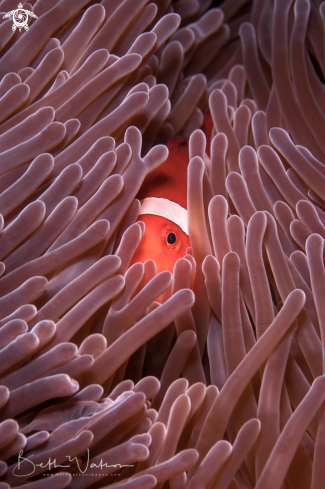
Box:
xmin=12 ymin=7 xmax=29 ymax=31
xmin=3 ymin=3 xmax=38 ymax=32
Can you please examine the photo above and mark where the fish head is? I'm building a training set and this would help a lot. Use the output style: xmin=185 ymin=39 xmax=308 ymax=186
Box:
xmin=130 ymin=214 xmax=191 ymax=276
xmin=129 ymin=136 xmax=192 ymax=284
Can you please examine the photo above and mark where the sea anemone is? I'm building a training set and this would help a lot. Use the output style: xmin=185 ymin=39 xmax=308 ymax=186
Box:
xmin=0 ymin=0 xmax=324 ymax=488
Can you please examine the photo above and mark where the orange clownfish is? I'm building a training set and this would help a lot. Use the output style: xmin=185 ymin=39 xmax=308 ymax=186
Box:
xmin=130 ymin=137 xmax=191 ymax=276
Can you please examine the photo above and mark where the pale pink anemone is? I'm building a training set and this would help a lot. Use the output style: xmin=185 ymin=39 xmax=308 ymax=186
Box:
xmin=0 ymin=0 xmax=325 ymax=488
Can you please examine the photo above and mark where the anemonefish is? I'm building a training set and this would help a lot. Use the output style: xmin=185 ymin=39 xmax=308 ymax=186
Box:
xmin=130 ymin=136 xmax=191 ymax=276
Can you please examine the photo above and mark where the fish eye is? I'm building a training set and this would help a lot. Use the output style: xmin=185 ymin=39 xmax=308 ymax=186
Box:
xmin=163 ymin=228 xmax=180 ymax=250
xmin=167 ymin=232 xmax=176 ymax=245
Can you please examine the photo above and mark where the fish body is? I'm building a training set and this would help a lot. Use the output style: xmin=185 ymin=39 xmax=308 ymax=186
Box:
xmin=130 ymin=137 xmax=191 ymax=275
